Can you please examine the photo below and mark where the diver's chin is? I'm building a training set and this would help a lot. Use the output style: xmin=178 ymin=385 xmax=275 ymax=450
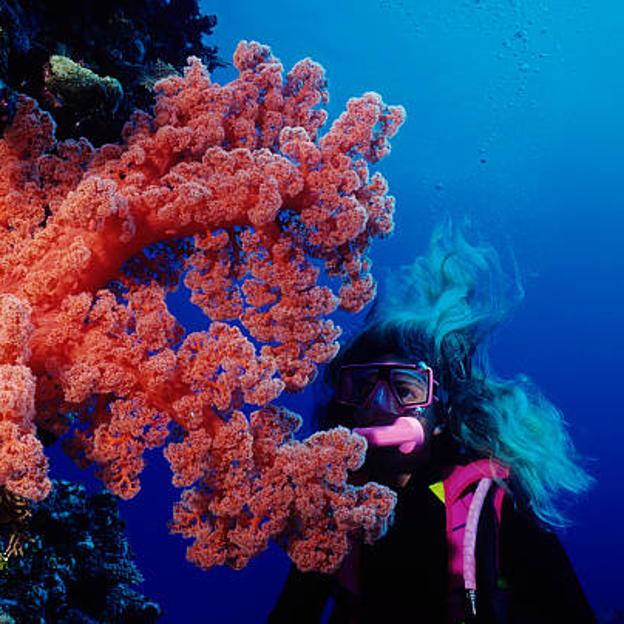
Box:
xmin=359 ymin=444 xmax=431 ymax=485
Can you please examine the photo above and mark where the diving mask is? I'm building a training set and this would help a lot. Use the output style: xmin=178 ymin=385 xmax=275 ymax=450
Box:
xmin=337 ymin=361 xmax=436 ymax=410
xmin=337 ymin=361 xmax=437 ymax=454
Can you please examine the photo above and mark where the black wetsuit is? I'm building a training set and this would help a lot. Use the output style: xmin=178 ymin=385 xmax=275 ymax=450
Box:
xmin=268 ymin=469 xmax=596 ymax=624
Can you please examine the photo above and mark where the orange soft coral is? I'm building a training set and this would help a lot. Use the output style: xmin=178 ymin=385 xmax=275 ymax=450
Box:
xmin=168 ymin=406 xmax=397 ymax=573
xmin=0 ymin=41 xmax=405 ymax=570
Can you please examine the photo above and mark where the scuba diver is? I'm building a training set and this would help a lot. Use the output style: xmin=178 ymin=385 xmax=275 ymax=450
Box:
xmin=268 ymin=225 xmax=596 ymax=624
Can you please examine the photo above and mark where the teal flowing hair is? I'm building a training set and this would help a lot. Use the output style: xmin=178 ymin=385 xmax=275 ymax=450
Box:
xmin=349 ymin=223 xmax=593 ymax=527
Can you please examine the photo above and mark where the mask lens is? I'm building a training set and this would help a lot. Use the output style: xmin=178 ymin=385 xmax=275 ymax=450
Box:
xmin=338 ymin=366 xmax=380 ymax=406
xmin=390 ymin=368 xmax=430 ymax=406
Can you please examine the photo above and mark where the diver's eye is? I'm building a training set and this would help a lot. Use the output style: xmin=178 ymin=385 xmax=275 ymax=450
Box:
xmin=395 ymin=384 xmax=425 ymax=403
xmin=396 ymin=383 xmax=414 ymax=399
xmin=338 ymin=366 xmax=383 ymax=405
xmin=391 ymin=370 xmax=429 ymax=404
xmin=351 ymin=368 xmax=379 ymax=388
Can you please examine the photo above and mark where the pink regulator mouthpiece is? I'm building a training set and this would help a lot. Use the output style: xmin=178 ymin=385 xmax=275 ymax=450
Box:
xmin=353 ymin=416 xmax=425 ymax=454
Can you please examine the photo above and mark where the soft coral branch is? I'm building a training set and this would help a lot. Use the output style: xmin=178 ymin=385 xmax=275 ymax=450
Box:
xmin=0 ymin=40 xmax=405 ymax=570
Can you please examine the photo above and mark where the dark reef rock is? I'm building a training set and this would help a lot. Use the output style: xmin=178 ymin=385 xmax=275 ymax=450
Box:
xmin=0 ymin=0 xmax=224 ymax=143
xmin=0 ymin=480 xmax=162 ymax=623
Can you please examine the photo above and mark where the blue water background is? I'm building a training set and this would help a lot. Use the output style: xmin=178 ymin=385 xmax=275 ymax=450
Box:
xmin=48 ymin=1 xmax=623 ymax=621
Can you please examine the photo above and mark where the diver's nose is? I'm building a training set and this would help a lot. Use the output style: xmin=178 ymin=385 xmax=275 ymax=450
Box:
xmin=363 ymin=381 xmax=397 ymax=419
xmin=370 ymin=382 xmax=392 ymax=408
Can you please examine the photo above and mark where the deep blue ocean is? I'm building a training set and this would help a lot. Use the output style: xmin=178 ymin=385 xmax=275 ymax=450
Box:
xmin=48 ymin=1 xmax=623 ymax=621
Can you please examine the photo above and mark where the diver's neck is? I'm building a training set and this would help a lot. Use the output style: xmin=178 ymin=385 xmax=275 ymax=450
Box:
xmin=400 ymin=461 xmax=456 ymax=489
xmin=395 ymin=473 xmax=412 ymax=488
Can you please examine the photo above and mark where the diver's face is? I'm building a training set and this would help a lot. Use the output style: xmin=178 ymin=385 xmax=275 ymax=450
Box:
xmin=346 ymin=353 xmax=442 ymax=476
